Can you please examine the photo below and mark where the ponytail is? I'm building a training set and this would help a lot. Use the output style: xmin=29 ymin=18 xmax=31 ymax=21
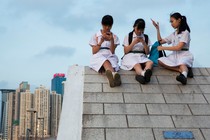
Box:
xmin=170 ymin=12 xmax=191 ymax=34
xmin=180 ymin=15 xmax=191 ymax=34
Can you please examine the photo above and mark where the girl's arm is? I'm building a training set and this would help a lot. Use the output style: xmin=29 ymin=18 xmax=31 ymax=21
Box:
xmin=151 ymin=19 xmax=167 ymax=44
xmin=143 ymin=42 xmax=150 ymax=55
xmin=92 ymin=38 xmax=104 ymax=54
xmin=109 ymin=34 xmax=116 ymax=54
xmin=124 ymin=38 xmax=140 ymax=54
xmin=158 ymin=42 xmax=185 ymax=51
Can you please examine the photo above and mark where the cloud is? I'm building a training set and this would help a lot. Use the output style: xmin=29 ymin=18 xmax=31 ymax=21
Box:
xmin=4 ymin=0 xmax=184 ymax=32
xmin=35 ymin=46 xmax=76 ymax=58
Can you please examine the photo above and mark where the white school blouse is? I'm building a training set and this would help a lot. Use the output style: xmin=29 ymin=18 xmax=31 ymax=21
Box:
xmin=159 ymin=30 xmax=194 ymax=67
xmin=89 ymin=30 xmax=120 ymax=72
xmin=121 ymin=32 xmax=152 ymax=70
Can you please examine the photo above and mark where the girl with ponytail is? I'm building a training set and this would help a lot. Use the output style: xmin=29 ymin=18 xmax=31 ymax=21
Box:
xmin=151 ymin=12 xmax=194 ymax=85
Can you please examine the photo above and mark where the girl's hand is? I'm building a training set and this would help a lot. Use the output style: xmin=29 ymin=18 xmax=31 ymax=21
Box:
xmin=102 ymin=32 xmax=113 ymax=41
xmin=157 ymin=46 xmax=163 ymax=51
xmin=133 ymin=37 xmax=146 ymax=45
xmin=132 ymin=37 xmax=140 ymax=44
xmin=151 ymin=19 xmax=159 ymax=30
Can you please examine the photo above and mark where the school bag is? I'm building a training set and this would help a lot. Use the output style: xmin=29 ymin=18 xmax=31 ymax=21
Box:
xmin=149 ymin=41 xmax=166 ymax=66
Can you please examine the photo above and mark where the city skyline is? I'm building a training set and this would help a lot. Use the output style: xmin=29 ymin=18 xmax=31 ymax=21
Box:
xmin=1 ymin=0 xmax=210 ymax=90
xmin=0 ymin=82 xmax=62 ymax=139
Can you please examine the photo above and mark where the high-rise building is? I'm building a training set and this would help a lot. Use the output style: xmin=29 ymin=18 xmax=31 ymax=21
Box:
xmin=50 ymin=91 xmax=62 ymax=137
xmin=51 ymin=73 xmax=66 ymax=95
xmin=34 ymin=85 xmax=50 ymax=138
xmin=19 ymin=90 xmax=34 ymax=139
xmin=13 ymin=81 xmax=30 ymax=140
xmin=0 ymin=89 xmax=16 ymax=140
xmin=19 ymin=82 xmax=30 ymax=92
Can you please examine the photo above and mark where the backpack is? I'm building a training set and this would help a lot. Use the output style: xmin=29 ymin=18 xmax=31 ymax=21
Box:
xmin=149 ymin=41 xmax=166 ymax=66
xmin=128 ymin=31 xmax=148 ymax=46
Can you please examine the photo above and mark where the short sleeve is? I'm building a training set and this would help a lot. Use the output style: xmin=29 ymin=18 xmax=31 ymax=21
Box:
xmin=163 ymin=33 xmax=173 ymax=45
xmin=180 ymin=31 xmax=190 ymax=44
xmin=114 ymin=35 xmax=120 ymax=46
xmin=89 ymin=34 xmax=97 ymax=46
xmin=123 ymin=35 xmax=129 ymax=47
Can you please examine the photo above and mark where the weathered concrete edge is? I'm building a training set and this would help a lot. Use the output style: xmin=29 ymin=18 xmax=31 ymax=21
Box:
xmin=57 ymin=65 xmax=84 ymax=140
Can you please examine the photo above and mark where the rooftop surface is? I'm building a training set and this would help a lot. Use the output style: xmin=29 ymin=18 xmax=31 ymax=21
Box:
xmin=82 ymin=66 xmax=210 ymax=140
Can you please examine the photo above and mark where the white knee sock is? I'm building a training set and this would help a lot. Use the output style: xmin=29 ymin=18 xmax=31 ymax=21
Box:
xmin=112 ymin=72 xmax=116 ymax=76
xmin=141 ymin=71 xmax=145 ymax=76
xmin=182 ymin=71 xmax=187 ymax=78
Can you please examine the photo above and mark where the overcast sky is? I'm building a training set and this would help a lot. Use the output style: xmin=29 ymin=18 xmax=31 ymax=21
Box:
xmin=0 ymin=0 xmax=210 ymax=91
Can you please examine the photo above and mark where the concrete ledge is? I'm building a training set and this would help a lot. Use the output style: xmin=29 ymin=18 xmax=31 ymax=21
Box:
xmin=57 ymin=65 xmax=84 ymax=140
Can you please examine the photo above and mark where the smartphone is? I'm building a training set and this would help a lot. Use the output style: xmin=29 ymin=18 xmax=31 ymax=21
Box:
xmin=136 ymin=36 xmax=143 ymax=38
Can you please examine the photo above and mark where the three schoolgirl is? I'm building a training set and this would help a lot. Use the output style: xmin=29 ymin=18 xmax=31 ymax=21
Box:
xmin=89 ymin=13 xmax=194 ymax=87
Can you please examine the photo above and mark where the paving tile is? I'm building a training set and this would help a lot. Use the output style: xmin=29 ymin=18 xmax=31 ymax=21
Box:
xmin=83 ymin=115 xmax=127 ymax=128
xmin=84 ymin=83 xmax=102 ymax=92
xmin=141 ymin=85 xmax=162 ymax=93
xmin=157 ymin=76 xmax=178 ymax=84
xmin=206 ymin=76 xmax=210 ymax=83
xmin=127 ymin=115 xmax=174 ymax=128
xmin=179 ymin=85 xmax=202 ymax=93
xmin=160 ymin=85 xmax=181 ymax=94
xmin=124 ymin=93 xmax=165 ymax=103
xmin=199 ymin=85 xmax=210 ymax=93
xmin=104 ymin=104 xmax=147 ymax=115
xmin=84 ymin=93 xmax=124 ymax=103
xmin=154 ymin=128 xmax=205 ymax=140
xmin=206 ymin=68 xmax=210 ymax=74
xmin=187 ymin=78 xmax=198 ymax=85
xmin=194 ymin=76 xmax=210 ymax=84
xmin=106 ymin=129 xmax=154 ymax=140
xmin=85 ymin=66 xmax=99 ymax=75
xmin=164 ymin=93 xmax=207 ymax=104
xmin=172 ymin=116 xmax=210 ymax=128
xmin=189 ymin=104 xmax=210 ymax=115
xmin=201 ymin=129 xmax=210 ymax=140
xmin=82 ymin=129 xmax=104 ymax=140
xmin=204 ymin=94 xmax=210 ymax=103
xmin=85 ymin=75 xmax=107 ymax=83
xmin=193 ymin=68 xmax=202 ymax=76
xmin=120 ymin=75 xmax=138 ymax=83
xmin=152 ymin=67 xmax=178 ymax=76
xmin=118 ymin=69 xmax=136 ymax=75
xmin=83 ymin=103 xmax=103 ymax=114
xmin=147 ymin=104 xmax=191 ymax=115
xmin=199 ymin=68 xmax=209 ymax=76
xmin=103 ymin=83 xmax=141 ymax=93
xmin=120 ymin=75 xmax=158 ymax=84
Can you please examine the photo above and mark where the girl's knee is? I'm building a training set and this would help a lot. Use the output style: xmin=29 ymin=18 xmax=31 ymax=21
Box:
xmin=147 ymin=61 xmax=153 ymax=65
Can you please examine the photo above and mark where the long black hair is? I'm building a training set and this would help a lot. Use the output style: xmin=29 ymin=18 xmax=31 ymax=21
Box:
xmin=170 ymin=12 xmax=190 ymax=34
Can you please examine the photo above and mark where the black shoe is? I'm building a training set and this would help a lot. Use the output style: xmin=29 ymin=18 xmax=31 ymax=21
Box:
xmin=144 ymin=69 xmax=152 ymax=83
xmin=176 ymin=73 xmax=187 ymax=85
xmin=135 ymin=75 xmax=146 ymax=84
xmin=187 ymin=67 xmax=194 ymax=78
xmin=114 ymin=72 xmax=121 ymax=86
xmin=106 ymin=70 xmax=115 ymax=87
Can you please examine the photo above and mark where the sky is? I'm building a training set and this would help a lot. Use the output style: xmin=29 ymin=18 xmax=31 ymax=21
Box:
xmin=0 ymin=0 xmax=210 ymax=92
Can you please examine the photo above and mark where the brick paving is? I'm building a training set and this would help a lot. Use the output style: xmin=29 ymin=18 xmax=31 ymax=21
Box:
xmin=82 ymin=67 xmax=210 ymax=140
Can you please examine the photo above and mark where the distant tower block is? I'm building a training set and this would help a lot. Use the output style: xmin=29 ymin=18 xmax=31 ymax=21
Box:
xmin=51 ymin=73 xmax=66 ymax=95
